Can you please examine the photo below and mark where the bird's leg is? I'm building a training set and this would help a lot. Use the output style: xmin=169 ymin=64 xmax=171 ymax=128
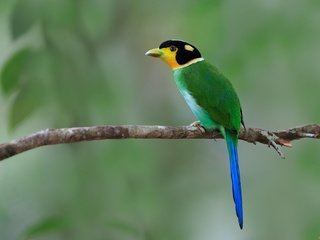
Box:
xmin=189 ymin=121 xmax=219 ymax=141
xmin=189 ymin=121 xmax=206 ymax=134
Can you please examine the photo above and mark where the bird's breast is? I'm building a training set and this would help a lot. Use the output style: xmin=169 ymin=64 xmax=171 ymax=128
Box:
xmin=174 ymin=75 xmax=218 ymax=129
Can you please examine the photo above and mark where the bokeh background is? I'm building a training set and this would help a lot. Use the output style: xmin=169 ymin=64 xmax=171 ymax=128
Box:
xmin=0 ymin=0 xmax=320 ymax=239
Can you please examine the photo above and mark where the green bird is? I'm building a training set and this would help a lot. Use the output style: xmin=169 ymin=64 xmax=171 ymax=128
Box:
xmin=145 ymin=40 xmax=245 ymax=229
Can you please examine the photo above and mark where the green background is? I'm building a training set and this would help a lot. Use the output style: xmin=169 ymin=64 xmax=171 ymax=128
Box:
xmin=0 ymin=0 xmax=320 ymax=239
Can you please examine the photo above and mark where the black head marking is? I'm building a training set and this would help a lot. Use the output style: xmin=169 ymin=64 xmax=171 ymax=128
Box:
xmin=159 ymin=40 xmax=202 ymax=65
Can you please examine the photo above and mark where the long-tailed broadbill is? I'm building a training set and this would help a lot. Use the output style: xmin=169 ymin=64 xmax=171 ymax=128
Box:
xmin=145 ymin=40 xmax=245 ymax=229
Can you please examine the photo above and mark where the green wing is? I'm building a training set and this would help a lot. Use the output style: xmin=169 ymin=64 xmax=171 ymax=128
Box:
xmin=176 ymin=61 xmax=242 ymax=132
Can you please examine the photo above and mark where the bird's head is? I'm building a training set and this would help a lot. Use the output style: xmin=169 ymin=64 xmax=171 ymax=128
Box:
xmin=145 ymin=40 xmax=203 ymax=70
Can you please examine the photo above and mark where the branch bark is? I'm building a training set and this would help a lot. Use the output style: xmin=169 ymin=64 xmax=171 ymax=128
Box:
xmin=0 ymin=124 xmax=319 ymax=161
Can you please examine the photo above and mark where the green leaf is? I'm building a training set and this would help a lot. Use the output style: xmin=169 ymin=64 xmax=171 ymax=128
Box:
xmin=1 ymin=48 xmax=31 ymax=95
xmin=10 ymin=0 xmax=37 ymax=39
xmin=9 ymin=82 xmax=42 ymax=130
xmin=22 ymin=216 xmax=67 ymax=240
xmin=4 ymin=48 xmax=52 ymax=130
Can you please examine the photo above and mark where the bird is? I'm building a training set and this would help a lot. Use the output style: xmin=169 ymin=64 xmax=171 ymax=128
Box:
xmin=145 ymin=40 xmax=245 ymax=229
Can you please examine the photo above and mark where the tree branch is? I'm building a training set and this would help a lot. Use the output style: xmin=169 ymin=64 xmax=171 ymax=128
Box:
xmin=0 ymin=124 xmax=319 ymax=161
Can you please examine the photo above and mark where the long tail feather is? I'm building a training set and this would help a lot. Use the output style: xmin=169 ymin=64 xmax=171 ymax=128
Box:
xmin=226 ymin=132 xmax=243 ymax=229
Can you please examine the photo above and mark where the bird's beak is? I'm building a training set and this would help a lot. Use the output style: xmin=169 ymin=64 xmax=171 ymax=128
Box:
xmin=145 ymin=48 xmax=163 ymax=58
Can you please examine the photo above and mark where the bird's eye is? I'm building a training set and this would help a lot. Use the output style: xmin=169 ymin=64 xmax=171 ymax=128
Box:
xmin=169 ymin=46 xmax=177 ymax=52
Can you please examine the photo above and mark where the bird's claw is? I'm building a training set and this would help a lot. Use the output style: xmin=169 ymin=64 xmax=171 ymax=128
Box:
xmin=260 ymin=130 xmax=285 ymax=159
xmin=189 ymin=121 xmax=201 ymax=127
xmin=189 ymin=121 xmax=206 ymax=134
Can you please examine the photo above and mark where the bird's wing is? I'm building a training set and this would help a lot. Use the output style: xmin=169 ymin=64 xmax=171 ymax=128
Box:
xmin=181 ymin=61 xmax=242 ymax=131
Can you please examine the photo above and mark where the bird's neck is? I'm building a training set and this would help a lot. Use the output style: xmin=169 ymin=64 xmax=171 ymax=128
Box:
xmin=172 ymin=58 xmax=204 ymax=70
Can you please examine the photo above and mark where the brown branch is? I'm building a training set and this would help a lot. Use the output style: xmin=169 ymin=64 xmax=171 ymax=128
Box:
xmin=0 ymin=124 xmax=319 ymax=161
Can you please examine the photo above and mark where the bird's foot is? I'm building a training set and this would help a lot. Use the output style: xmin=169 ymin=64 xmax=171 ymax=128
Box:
xmin=189 ymin=120 xmax=201 ymax=127
xmin=189 ymin=121 xmax=206 ymax=134
xmin=260 ymin=130 xmax=286 ymax=159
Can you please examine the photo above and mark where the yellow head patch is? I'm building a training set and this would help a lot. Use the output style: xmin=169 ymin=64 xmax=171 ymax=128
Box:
xmin=159 ymin=47 xmax=180 ymax=69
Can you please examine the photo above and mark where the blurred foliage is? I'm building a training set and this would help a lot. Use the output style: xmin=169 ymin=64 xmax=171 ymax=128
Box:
xmin=22 ymin=216 xmax=68 ymax=240
xmin=0 ymin=0 xmax=320 ymax=239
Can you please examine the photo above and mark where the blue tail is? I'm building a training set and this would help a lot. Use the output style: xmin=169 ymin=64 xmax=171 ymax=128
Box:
xmin=226 ymin=132 xmax=243 ymax=229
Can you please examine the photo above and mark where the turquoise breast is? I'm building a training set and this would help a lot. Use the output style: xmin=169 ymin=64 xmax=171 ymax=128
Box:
xmin=173 ymin=68 xmax=218 ymax=130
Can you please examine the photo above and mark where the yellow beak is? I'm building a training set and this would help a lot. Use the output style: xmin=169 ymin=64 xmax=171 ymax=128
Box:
xmin=145 ymin=48 xmax=163 ymax=58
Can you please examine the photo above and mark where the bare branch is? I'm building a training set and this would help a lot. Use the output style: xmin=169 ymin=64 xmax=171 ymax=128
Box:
xmin=0 ymin=124 xmax=319 ymax=161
